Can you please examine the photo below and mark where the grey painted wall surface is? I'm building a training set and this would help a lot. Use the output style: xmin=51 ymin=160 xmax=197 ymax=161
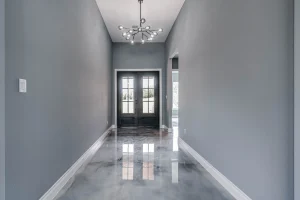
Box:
xmin=296 ymin=0 xmax=300 ymax=199
xmin=112 ymin=43 xmax=166 ymax=126
xmin=5 ymin=0 xmax=112 ymax=199
xmin=0 ymin=0 xmax=5 ymax=199
xmin=166 ymin=0 xmax=294 ymax=200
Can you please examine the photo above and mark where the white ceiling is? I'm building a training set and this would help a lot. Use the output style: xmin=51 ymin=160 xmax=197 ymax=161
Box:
xmin=95 ymin=0 xmax=185 ymax=43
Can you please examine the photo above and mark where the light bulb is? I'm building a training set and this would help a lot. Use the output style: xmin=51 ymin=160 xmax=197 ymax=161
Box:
xmin=141 ymin=18 xmax=146 ymax=24
xmin=153 ymin=32 xmax=158 ymax=36
xmin=146 ymin=26 xmax=150 ymax=30
xmin=129 ymin=30 xmax=133 ymax=33
xmin=158 ymin=28 xmax=163 ymax=32
xmin=151 ymin=34 xmax=154 ymax=38
xmin=138 ymin=28 xmax=142 ymax=32
xmin=118 ymin=25 xmax=124 ymax=30
xmin=131 ymin=40 xmax=134 ymax=44
xmin=148 ymin=38 xmax=153 ymax=41
xmin=122 ymin=32 xmax=127 ymax=37
xmin=126 ymin=36 xmax=130 ymax=40
xmin=141 ymin=39 xmax=145 ymax=44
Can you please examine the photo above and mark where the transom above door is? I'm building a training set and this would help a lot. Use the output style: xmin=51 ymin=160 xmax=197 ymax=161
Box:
xmin=117 ymin=71 xmax=160 ymax=128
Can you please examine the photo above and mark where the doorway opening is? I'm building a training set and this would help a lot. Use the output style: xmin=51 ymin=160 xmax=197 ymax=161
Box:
xmin=172 ymin=70 xmax=179 ymax=128
xmin=172 ymin=57 xmax=179 ymax=129
xmin=116 ymin=70 xmax=161 ymax=128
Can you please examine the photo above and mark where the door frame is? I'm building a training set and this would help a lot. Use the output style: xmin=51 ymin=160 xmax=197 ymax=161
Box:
xmin=114 ymin=69 xmax=163 ymax=128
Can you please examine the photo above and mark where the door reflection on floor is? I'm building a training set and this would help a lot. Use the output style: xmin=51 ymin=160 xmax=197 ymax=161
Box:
xmin=143 ymin=144 xmax=155 ymax=180
xmin=122 ymin=144 xmax=134 ymax=180
xmin=119 ymin=129 xmax=179 ymax=184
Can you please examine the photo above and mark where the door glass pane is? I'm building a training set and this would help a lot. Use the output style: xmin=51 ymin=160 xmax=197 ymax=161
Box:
xmin=128 ymin=89 xmax=134 ymax=101
xmin=149 ymin=102 xmax=154 ymax=113
xmin=149 ymin=89 xmax=154 ymax=101
xmin=143 ymin=78 xmax=149 ymax=88
xmin=149 ymin=77 xmax=154 ymax=88
xmin=128 ymin=102 xmax=134 ymax=114
xmin=128 ymin=78 xmax=134 ymax=88
xmin=123 ymin=102 xmax=128 ymax=113
xmin=143 ymin=102 xmax=149 ymax=113
xmin=122 ymin=78 xmax=128 ymax=88
xmin=122 ymin=89 xmax=128 ymax=101
xmin=143 ymin=89 xmax=149 ymax=101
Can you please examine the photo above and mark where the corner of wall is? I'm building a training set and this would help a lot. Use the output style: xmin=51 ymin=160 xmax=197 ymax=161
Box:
xmin=0 ymin=0 xmax=5 ymax=198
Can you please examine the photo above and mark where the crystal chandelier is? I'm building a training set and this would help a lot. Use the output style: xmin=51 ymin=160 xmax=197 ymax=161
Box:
xmin=118 ymin=0 xmax=163 ymax=44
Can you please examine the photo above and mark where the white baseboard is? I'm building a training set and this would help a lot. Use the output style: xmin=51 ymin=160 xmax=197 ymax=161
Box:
xmin=161 ymin=125 xmax=167 ymax=129
xmin=111 ymin=124 xmax=117 ymax=129
xmin=160 ymin=125 xmax=172 ymax=132
xmin=179 ymin=138 xmax=252 ymax=200
xmin=39 ymin=126 xmax=113 ymax=200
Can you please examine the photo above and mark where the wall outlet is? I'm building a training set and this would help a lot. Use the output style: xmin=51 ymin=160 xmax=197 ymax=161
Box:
xmin=19 ymin=79 xmax=27 ymax=93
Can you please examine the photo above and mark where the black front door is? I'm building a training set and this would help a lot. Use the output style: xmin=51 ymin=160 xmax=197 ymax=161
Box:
xmin=117 ymin=71 xmax=159 ymax=128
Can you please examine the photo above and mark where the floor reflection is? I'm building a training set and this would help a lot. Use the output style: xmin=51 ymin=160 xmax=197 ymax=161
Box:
xmin=173 ymin=127 xmax=179 ymax=152
xmin=58 ymin=128 xmax=235 ymax=200
xmin=122 ymin=144 xmax=134 ymax=180
xmin=143 ymin=144 xmax=155 ymax=180
xmin=172 ymin=159 xmax=179 ymax=183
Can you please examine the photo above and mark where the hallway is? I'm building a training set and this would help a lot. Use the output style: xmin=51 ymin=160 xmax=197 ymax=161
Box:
xmin=1 ymin=0 xmax=296 ymax=199
xmin=58 ymin=128 xmax=234 ymax=200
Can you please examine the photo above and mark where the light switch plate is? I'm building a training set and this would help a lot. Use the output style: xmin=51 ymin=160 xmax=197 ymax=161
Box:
xmin=19 ymin=79 xmax=27 ymax=93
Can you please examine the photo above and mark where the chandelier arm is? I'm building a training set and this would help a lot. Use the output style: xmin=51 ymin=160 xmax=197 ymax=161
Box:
xmin=145 ymin=31 xmax=152 ymax=36
xmin=142 ymin=33 xmax=149 ymax=39
xmin=140 ymin=0 xmax=142 ymax=27
xmin=132 ymin=33 xmax=138 ymax=38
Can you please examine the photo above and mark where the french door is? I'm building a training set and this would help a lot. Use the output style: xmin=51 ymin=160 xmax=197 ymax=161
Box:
xmin=117 ymin=71 xmax=159 ymax=128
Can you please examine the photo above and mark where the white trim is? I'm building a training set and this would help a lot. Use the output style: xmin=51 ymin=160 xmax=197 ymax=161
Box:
xmin=160 ymin=125 xmax=172 ymax=132
xmin=39 ymin=126 xmax=113 ymax=200
xmin=179 ymin=138 xmax=252 ymax=200
xmin=161 ymin=125 xmax=168 ymax=129
xmin=114 ymin=69 xmax=163 ymax=128
xmin=169 ymin=48 xmax=179 ymax=59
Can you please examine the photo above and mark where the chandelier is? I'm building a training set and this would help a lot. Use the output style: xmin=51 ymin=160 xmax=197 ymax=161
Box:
xmin=118 ymin=0 xmax=163 ymax=44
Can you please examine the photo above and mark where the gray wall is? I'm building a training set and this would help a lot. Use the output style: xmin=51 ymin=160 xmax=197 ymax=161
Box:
xmin=112 ymin=43 xmax=166 ymax=126
xmin=296 ymin=0 xmax=300 ymax=199
xmin=0 ymin=0 xmax=5 ymax=199
xmin=5 ymin=0 xmax=112 ymax=199
xmin=166 ymin=0 xmax=294 ymax=200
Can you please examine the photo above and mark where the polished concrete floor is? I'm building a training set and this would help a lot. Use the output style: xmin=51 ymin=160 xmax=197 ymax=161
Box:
xmin=58 ymin=128 xmax=234 ymax=200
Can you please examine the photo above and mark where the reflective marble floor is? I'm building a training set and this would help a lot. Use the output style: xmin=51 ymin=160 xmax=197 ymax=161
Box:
xmin=57 ymin=128 xmax=235 ymax=200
